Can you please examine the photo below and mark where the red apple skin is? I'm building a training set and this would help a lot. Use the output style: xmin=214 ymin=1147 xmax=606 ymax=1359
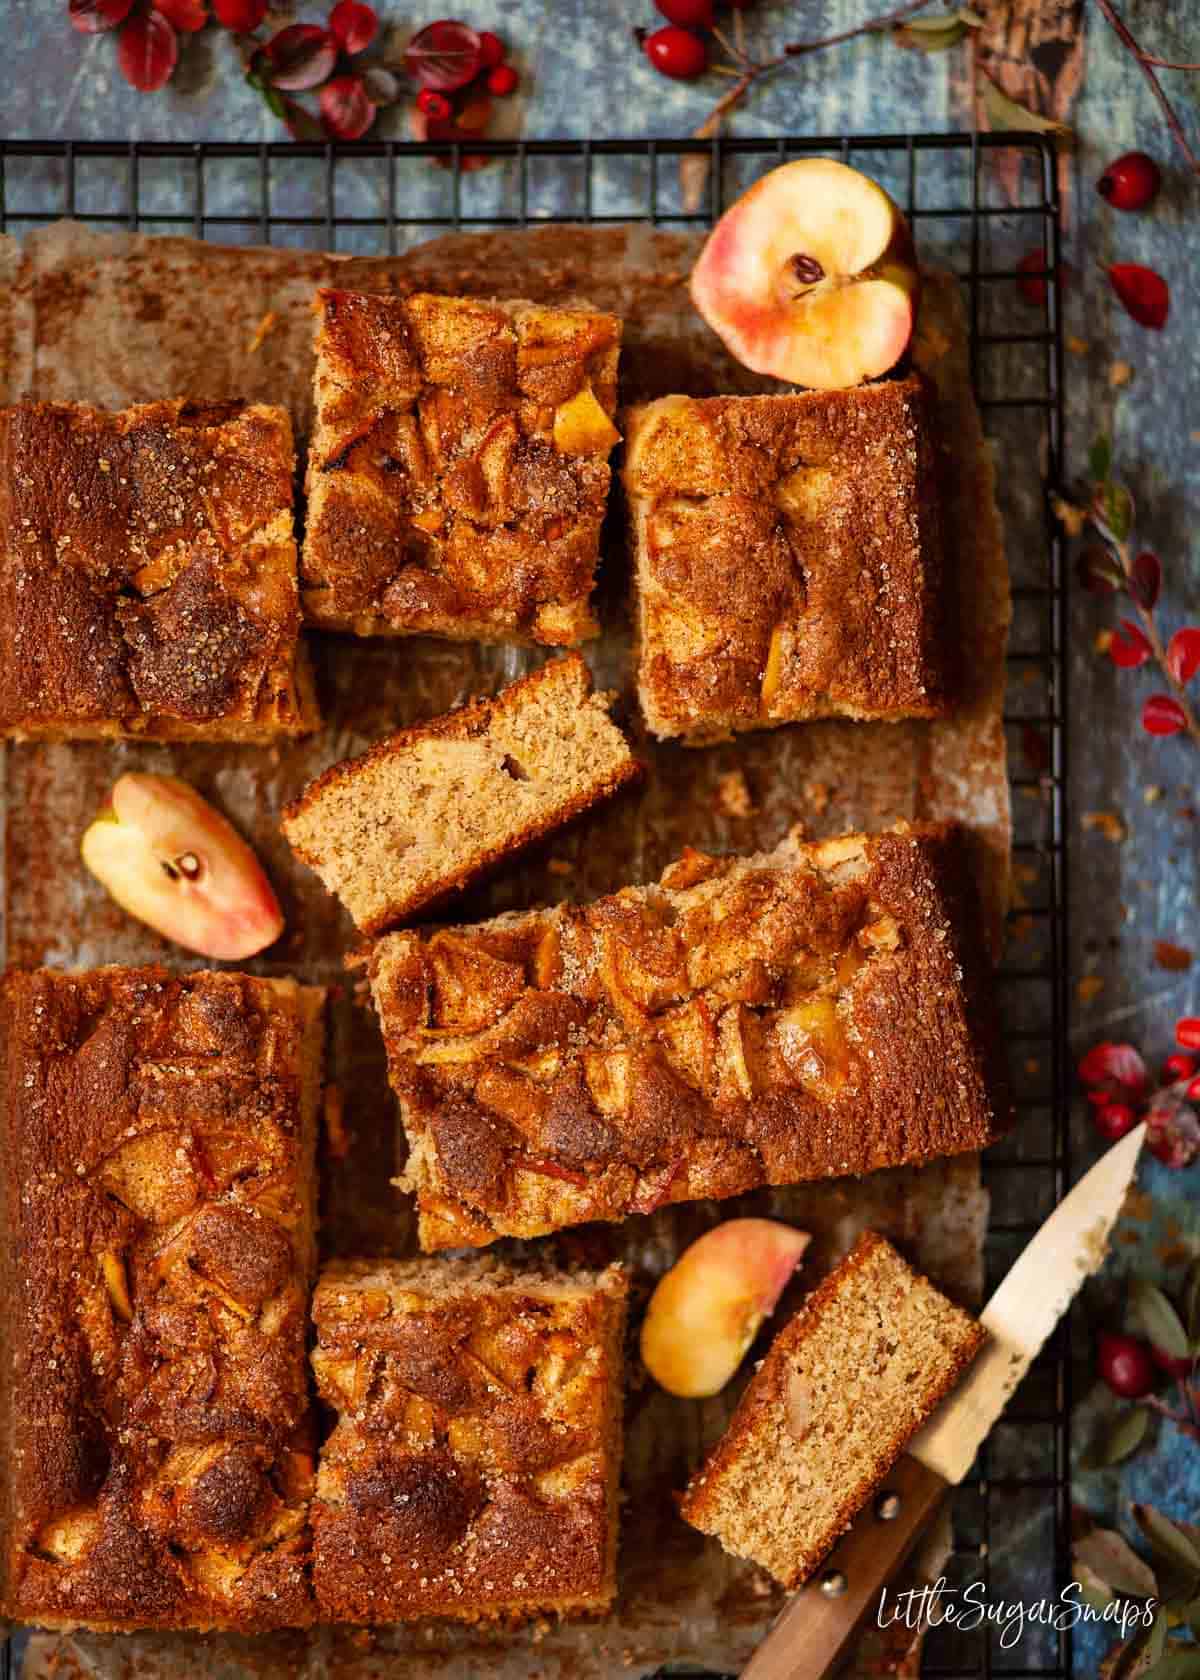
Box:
xmin=641 ymin=1218 xmax=811 ymax=1398
xmin=81 ymin=773 xmax=284 ymax=962
xmin=690 ymin=158 xmax=920 ymax=391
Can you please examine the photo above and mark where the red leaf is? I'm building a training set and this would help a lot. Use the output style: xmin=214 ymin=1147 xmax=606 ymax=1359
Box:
xmin=1178 ymin=1019 xmax=1200 ymax=1051
xmin=1142 ymin=693 xmax=1188 ymax=736
xmin=263 ymin=24 xmax=336 ymax=90
xmin=154 ymin=0 xmax=207 ymax=31
xmin=329 ymin=0 xmax=377 ymax=54
xmin=1167 ymin=627 xmax=1200 ymax=687
xmin=1130 ymin=551 xmax=1161 ymax=611
xmin=1109 ymin=618 xmax=1152 ymax=669
xmin=403 ymin=18 xmax=483 ymax=90
xmin=1109 ymin=263 xmax=1170 ymax=330
xmin=69 ymin=0 xmax=134 ymax=31
xmin=117 ymin=10 xmax=178 ymax=89
xmin=213 ymin=0 xmax=266 ymax=29
xmin=1078 ymin=1041 xmax=1148 ymax=1092
xmin=319 ymin=73 xmax=375 ymax=139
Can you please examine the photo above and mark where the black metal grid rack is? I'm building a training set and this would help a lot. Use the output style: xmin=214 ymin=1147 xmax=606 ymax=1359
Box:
xmin=0 ymin=132 xmax=1069 ymax=1680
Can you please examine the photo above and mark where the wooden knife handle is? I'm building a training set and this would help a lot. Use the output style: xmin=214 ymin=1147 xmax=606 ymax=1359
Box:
xmin=740 ymin=1454 xmax=950 ymax=1680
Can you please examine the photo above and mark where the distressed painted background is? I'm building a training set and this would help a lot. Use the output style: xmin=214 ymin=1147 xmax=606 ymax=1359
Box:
xmin=3 ymin=0 xmax=1198 ymax=1672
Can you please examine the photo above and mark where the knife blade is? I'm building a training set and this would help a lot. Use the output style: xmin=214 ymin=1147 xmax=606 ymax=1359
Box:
xmin=741 ymin=1122 xmax=1145 ymax=1680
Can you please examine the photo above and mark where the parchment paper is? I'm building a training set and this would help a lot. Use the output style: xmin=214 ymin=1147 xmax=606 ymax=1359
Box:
xmin=0 ymin=221 xmax=1008 ymax=1679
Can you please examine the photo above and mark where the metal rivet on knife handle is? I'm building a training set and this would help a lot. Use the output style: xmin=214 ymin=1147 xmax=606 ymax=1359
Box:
xmin=875 ymin=1491 xmax=901 ymax=1521
xmin=819 ymin=1570 xmax=847 ymax=1598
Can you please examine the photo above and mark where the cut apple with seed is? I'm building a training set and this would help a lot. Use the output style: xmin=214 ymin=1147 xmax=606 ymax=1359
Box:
xmin=640 ymin=1217 xmax=810 ymax=1398
xmin=690 ymin=158 xmax=920 ymax=391
xmin=81 ymin=773 xmax=284 ymax=961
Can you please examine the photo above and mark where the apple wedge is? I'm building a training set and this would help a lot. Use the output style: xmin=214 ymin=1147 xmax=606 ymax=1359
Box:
xmin=690 ymin=158 xmax=920 ymax=390
xmin=641 ymin=1218 xmax=810 ymax=1398
xmin=81 ymin=772 xmax=284 ymax=961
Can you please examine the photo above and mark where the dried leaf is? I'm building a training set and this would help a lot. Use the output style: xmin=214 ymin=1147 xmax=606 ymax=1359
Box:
xmin=1052 ymin=493 xmax=1090 ymax=537
xmin=1146 ymin=1097 xmax=1200 ymax=1170
xmin=1156 ymin=942 xmax=1193 ymax=973
xmin=1142 ymin=1651 xmax=1200 ymax=1679
xmin=1134 ymin=1505 xmax=1200 ymax=1581
xmin=1094 ymin=479 xmax=1136 ymax=545
xmin=1131 ymin=552 xmax=1162 ymax=611
xmin=1075 ymin=1524 xmax=1158 ymax=1595
xmin=896 ymin=16 xmax=969 ymax=51
xmin=361 ymin=66 xmax=400 ymax=105
xmin=263 ymin=25 xmax=337 ymax=92
xmin=981 ymin=74 xmax=1073 ymax=139
xmin=1075 ymin=1561 xmax=1116 ymax=1612
xmin=1079 ymin=975 xmax=1106 ymax=1004
xmin=1143 ymin=695 xmax=1189 ymax=738
xmin=1111 ymin=360 xmax=1135 ymax=387
xmin=1131 ymin=1282 xmax=1190 ymax=1360
xmin=1167 ymin=629 xmax=1200 ymax=686
xmin=1077 ymin=544 xmax=1127 ymax=596
xmin=1083 ymin=810 xmax=1128 ymax=843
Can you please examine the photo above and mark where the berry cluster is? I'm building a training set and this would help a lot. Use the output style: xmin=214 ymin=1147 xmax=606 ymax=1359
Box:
xmin=1079 ymin=1028 xmax=1200 ymax=1168
xmin=406 ymin=19 xmax=519 ymax=144
xmin=1092 ymin=1264 xmax=1199 ymax=1462
xmin=636 ymin=0 xmax=752 ymax=82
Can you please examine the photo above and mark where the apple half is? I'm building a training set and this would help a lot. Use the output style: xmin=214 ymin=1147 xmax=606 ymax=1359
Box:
xmin=640 ymin=1217 xmax=811 ymax=1398
xmin=690 ymin=158 xmax=920 ymax=391
xmin=81 ymin=772 xmax=284 ymax=962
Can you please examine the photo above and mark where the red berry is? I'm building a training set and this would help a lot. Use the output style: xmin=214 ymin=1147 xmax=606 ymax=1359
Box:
xmin=1188 ymin=1075 xmax=1200 ymax=1102
xmin=1094 ymin=1101 xmax=1138 ymax=1143
xmin=642 ymin=24 xmax=707 ymax=79
xmin=213 ymin=0 xmax=266 ymax=28
xmin=1097 ymin=150 xmax=1161 ymax=212
xmin=486 ymin=63 xmax=518 ymax=96
xmin=1097 ymin=1331 xmax=1157 ymax=1399
xmin=655 ymin=0 xmax=715 ymax=26
xmin=1109 ymin=263 xmax=1170 ymax=329
xmin=1150 ymin=1342 xmax=1195 ymax=1381
xmin=477 ymin=29 xmax=504 ymax=67
xmin=1016 ymin=247 xmax=1051 ymax=306
xmin=1164 ymin=1053 xmax=1197 ymax=1083
xmin=416 ymin=87 xmax=452 ymax=119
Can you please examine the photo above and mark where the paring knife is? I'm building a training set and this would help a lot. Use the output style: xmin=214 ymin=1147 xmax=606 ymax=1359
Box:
xmin=741 ymin=1123 xmax=1146 ymax=1680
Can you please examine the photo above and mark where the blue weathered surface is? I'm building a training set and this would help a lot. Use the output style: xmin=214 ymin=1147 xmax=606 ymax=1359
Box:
xmin=7 ymin=1 xmax=1199 ymax=1671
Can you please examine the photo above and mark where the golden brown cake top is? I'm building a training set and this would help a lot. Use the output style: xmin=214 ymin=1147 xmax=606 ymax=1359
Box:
xmin=310 ymin=1256 xmax=628 ymax=1623
xmin=0 ymin=398 xmax=307 ymax=736
xmin=370 ymin=824 xmax=1010 ymax=1251
xmin=679 ymin=1231 xmax=986 ymax=1586
xmin=302 ymin=289 xmax=622 ymax=644
xmin=623 ymin=376 xmax=951 ymax=741
xmin=0 ymin=966 xmax=324 ymax=1632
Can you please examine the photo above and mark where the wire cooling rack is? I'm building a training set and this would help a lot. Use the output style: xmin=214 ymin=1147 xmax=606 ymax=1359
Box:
xmin=0 ymin=132 xmax=1068 ymax=1679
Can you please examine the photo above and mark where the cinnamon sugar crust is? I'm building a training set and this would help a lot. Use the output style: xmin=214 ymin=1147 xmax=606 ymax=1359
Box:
xmin=302 ymin=290 xmax=621 ymax=644
xmin=310 ymin=1256 xmax=628 ymax=1623
xmin=282 ymin=653 xmax=640 ymax=936
xmin=0 ymin=399 xmax=318 ymax=741
xmin=0 ymin=966 xmax=326 ymax=1632
xmin=679 ymin=1231 xmax=985 ymax=1586
xmin=622 ymin=376 xmax=953 ymax=744
xmin=369 ymin=823 xmax=1010 ymax=1251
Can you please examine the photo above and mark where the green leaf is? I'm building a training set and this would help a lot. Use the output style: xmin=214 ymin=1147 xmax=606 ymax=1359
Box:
xmin=1075 ymin=1524 xmax=1158 ymax=1595
xmin=1133 ymin=1281 xmax=1191 ymax=1360
xmin=1142 ymin=1651 xmax=1200 ymax=1679
xmin=1106 ymin=1408 xmax=1153 ymax=1468
xmin=1091 ymin=433 xmax=1114 ymax=483
xmin=981 ymin=74 xmax=1073 ymax=139
xmin=1134 ymin=1505 xmax=1200 ymax=1579
xmin=896 ymin=18 xmax=968 ymax=50
xmin=1093 ymin=479 xmax=1135 ymax=544
xmin=1183 ymin=1257 xmax=1200 ymax=1343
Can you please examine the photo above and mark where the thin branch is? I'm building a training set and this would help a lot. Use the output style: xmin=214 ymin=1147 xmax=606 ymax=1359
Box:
xmin=783 ymin=0 xmax=937 ymax=58
xmin=1093 ymin=0 xmax=1200 ymax=177
xmin=1141 ymin=54 xmax=1200 ymax=71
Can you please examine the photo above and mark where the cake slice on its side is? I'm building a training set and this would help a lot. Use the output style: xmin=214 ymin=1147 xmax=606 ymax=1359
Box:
xmin=310 ymin=1255 xmax=628 ymax=1624
xmin=679 ymin=1231 xmax=985 ymax=1587
xmin=281 ymin=653 xmax=640 ymax=935
xmin=0 ymin=966 xmax=326 ymax=1633
xmin=622 ymin=376 xmax=952 ymax=745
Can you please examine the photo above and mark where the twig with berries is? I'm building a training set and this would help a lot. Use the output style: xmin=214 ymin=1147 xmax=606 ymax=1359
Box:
xmin=1080 ymin=1030 xmax=1200 ymax=1168
xmin=1067 ymin=437 xmax=1200 ymax=751
xmin=67 ymin=5 xmax=522 ymax=147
